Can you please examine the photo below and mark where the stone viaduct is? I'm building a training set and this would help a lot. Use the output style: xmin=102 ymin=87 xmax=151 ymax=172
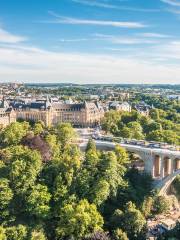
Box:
xmin=79 ymin=140 xmax=180 ymax=195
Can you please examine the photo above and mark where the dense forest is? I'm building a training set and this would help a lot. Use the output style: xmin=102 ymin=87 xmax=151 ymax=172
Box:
xmin=0 ymin=121 xmax=171 ymax=240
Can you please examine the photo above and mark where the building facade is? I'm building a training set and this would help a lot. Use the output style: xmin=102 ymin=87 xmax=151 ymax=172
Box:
xmin=109 ymin=101 xmax=131 ymax=112
xmin=11 ymin=99 xmax=104 ymax=127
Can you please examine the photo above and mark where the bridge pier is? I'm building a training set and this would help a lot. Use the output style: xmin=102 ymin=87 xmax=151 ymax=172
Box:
xmin=174 ymin=158 xmax=180 ymax=171
xmin=153 ymin=155 xmax=161 ymax=178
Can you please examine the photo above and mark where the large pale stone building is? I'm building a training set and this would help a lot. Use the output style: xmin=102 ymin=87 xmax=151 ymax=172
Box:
xmin=10 ymin=99 xmax=104 ymax=127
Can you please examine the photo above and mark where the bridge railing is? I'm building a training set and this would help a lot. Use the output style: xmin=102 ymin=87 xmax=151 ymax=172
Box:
xmin=92 ymin=135 xmax=180 ymax=152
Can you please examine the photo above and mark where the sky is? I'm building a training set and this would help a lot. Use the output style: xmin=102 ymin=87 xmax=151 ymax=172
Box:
xmin=0 ymin=0 xmax=180 ymax=84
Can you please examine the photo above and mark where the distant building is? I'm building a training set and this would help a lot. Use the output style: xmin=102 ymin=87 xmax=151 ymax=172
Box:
xmin=11 ymin=98 xmax=104 ymax=127
xmin=134 ymin=102 xmax=153 ymax=116
xmin=109 ymin=101 xmax=131 ymax=112
xmin=167 ymin=95 xmax=180 ymax=101
xmin=0 ymin=98 xmax=16 ymax=127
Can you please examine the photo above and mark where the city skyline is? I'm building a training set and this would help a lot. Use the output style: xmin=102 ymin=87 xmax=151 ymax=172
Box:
xmin=1 ymin=0 xmax=180 ymax=84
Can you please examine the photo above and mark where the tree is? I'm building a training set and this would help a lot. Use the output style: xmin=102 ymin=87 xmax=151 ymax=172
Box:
xmin=113 ymin=229 xmax=129 ymax=240
xmin=141 ymin=196 xmax=154 ymax=218
xmin=126 ymin=168 xmax=153 ymax=205
xmin=0 ymin=178 xmax=13 ymax=221
xmin=121 ymin=111 xmax=140 ymax=124
xmin=146 ymin=121 xmax=162 ymax=134
xmin=86 ymin=138 xmax=97 ymax=152
xmin=153 ymin=196 xmax=169 ymax=214
xmin=45 ymin=134 xmax=60 ymax=158
xmin=5 ymin=225 xmax=27 ymax=240
xmin=29 ymin=229 xmax=47 ymax=240
xmin=114 ymin=145 xmax=129 ymax=166
xmin=56 ymin=199 xmax=104 ymax=239
xmin=147 ymin=130 xmax=164 ymax=142
xmin=33 ymin=122 xmax=44 ymax=135
xmin=56 ymin=123 xmax=76 ymax=147
xmin=61 ymin=144 xmax=82 ymax=172
xmin=85 ymin=139 xmax=99 ymax=168
xmin=102 ymin=110 xmax=120 ymax=133
xmin=127 ymin=122 xmax=144 ymax=140
xmin=111 ymin=202 xmax=146 ymax=239
xmin=1 ymin=122 xmax=29 ymax=146
xmin=25 ymin=184 xmax=51 ymax=219
xmin=120 ymin=127 xmax=132 ymax=139
xmin=0 ymin=226 xmax=6 ymax=240
xmin=162 ymin=130 xmax=179 ymax=145
xmin=8 ymin=146 xmax=42 ymax=194
xmin=149 ymin=109 xmax=160 ymax=121
xmin=98 ymin=152 xmax=126 ymax=196
xmin=90 ymin=179 xmax=110 ymax=206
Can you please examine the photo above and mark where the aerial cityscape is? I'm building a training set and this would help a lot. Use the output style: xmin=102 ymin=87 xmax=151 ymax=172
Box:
xmin=0 ymin=0 xmax=180 ymax=240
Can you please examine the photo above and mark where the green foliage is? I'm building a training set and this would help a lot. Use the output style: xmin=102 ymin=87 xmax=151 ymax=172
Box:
xmin=113 ymin=228 xmax=129 ymax=240
xmin=172 ymin=175 xmax=180 ymax=200
xmin=45 ymin=134 xmax=60 ymax=158
xmin=153 ymin=196 xmax=169 ymax=214
xmin=102 ymin=104 xmax=180 ymax=144
xmin=0 ymin=178 xmax=13 ymax=208
xmin=29 ymin=229 xmax=47 ymax=240
xmin=25 ymin=184 xmax=51 ymax=219
xmin=33 ymin=122 xmax=44 ymax=135
xmin=141 ymin=196 xmax=154 ymax=218
xmin=56 ymin=199 xmax=104 ymax=239
xmin=0 ymin=178 xmax=13 ymax=221
xmin=1 ymin=122 xmax=29 ymax=146
xmin=147 ymin=129 xmax=179 ymax=144
xmin=102 ymin=110 xmax=120 ymax=133
xmin=126 ymin=168 xmax=153 ymax=206
xmin=0 ymin=226 xmax=6 ymax=240
xmin=0 ymin=122 xmax=155 ymax=240
xmin=90 ymin=179 xmax=110 ymax=206
xmin=56 ymin=123 xmax=76 ymax=147
xmin=5 ymin=225 xmax=27 ymax=240
xmin=7 ymin=146 xmax=42 ymax=194
xmin=111 ymin=202 xmax=146 ymax=239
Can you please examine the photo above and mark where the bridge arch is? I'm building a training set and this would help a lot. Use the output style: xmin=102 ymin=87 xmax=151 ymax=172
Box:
xmin=155 ymin=169 xmax=180 ymax=196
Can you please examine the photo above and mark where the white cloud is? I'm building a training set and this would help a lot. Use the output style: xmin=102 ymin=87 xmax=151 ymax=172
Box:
xmin=72 ymin=0 xmax=160 ymax=12
xmin=93 ymin=33 xmax=159 ymax=44
xmin=0 ymin=43 xmax=180 ymax=84
xmin=153 ymin=40 xmax=180 ymax=59
xmin=59 ymin=38 xmax=89 ymax=42
xmin=138 ymin=32 xmax=171 ymax=38
xmin=161 ymin=0 xmax=180 ymax=6
xmin=72 ymin=0 xmax=120 ymax=9
xmin=0 ymin=28 xmax=26 ymax=43
xmin=45 ymin=12 xmax=146 ymax=28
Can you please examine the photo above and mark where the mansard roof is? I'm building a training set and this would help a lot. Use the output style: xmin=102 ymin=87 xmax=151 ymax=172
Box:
xmin=52 ymin=101 xmax=103 ymax=111
xmin=10 ymin=101 xmax=52 ymax=110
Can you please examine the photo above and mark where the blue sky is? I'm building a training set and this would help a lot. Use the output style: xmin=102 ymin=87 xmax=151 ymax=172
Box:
xmin=0 ymin=0 xmax=180 ymax=84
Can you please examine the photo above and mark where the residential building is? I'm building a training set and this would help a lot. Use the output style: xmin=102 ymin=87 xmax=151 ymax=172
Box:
xmin=109 ymin=101 xmax=131 ymax=112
